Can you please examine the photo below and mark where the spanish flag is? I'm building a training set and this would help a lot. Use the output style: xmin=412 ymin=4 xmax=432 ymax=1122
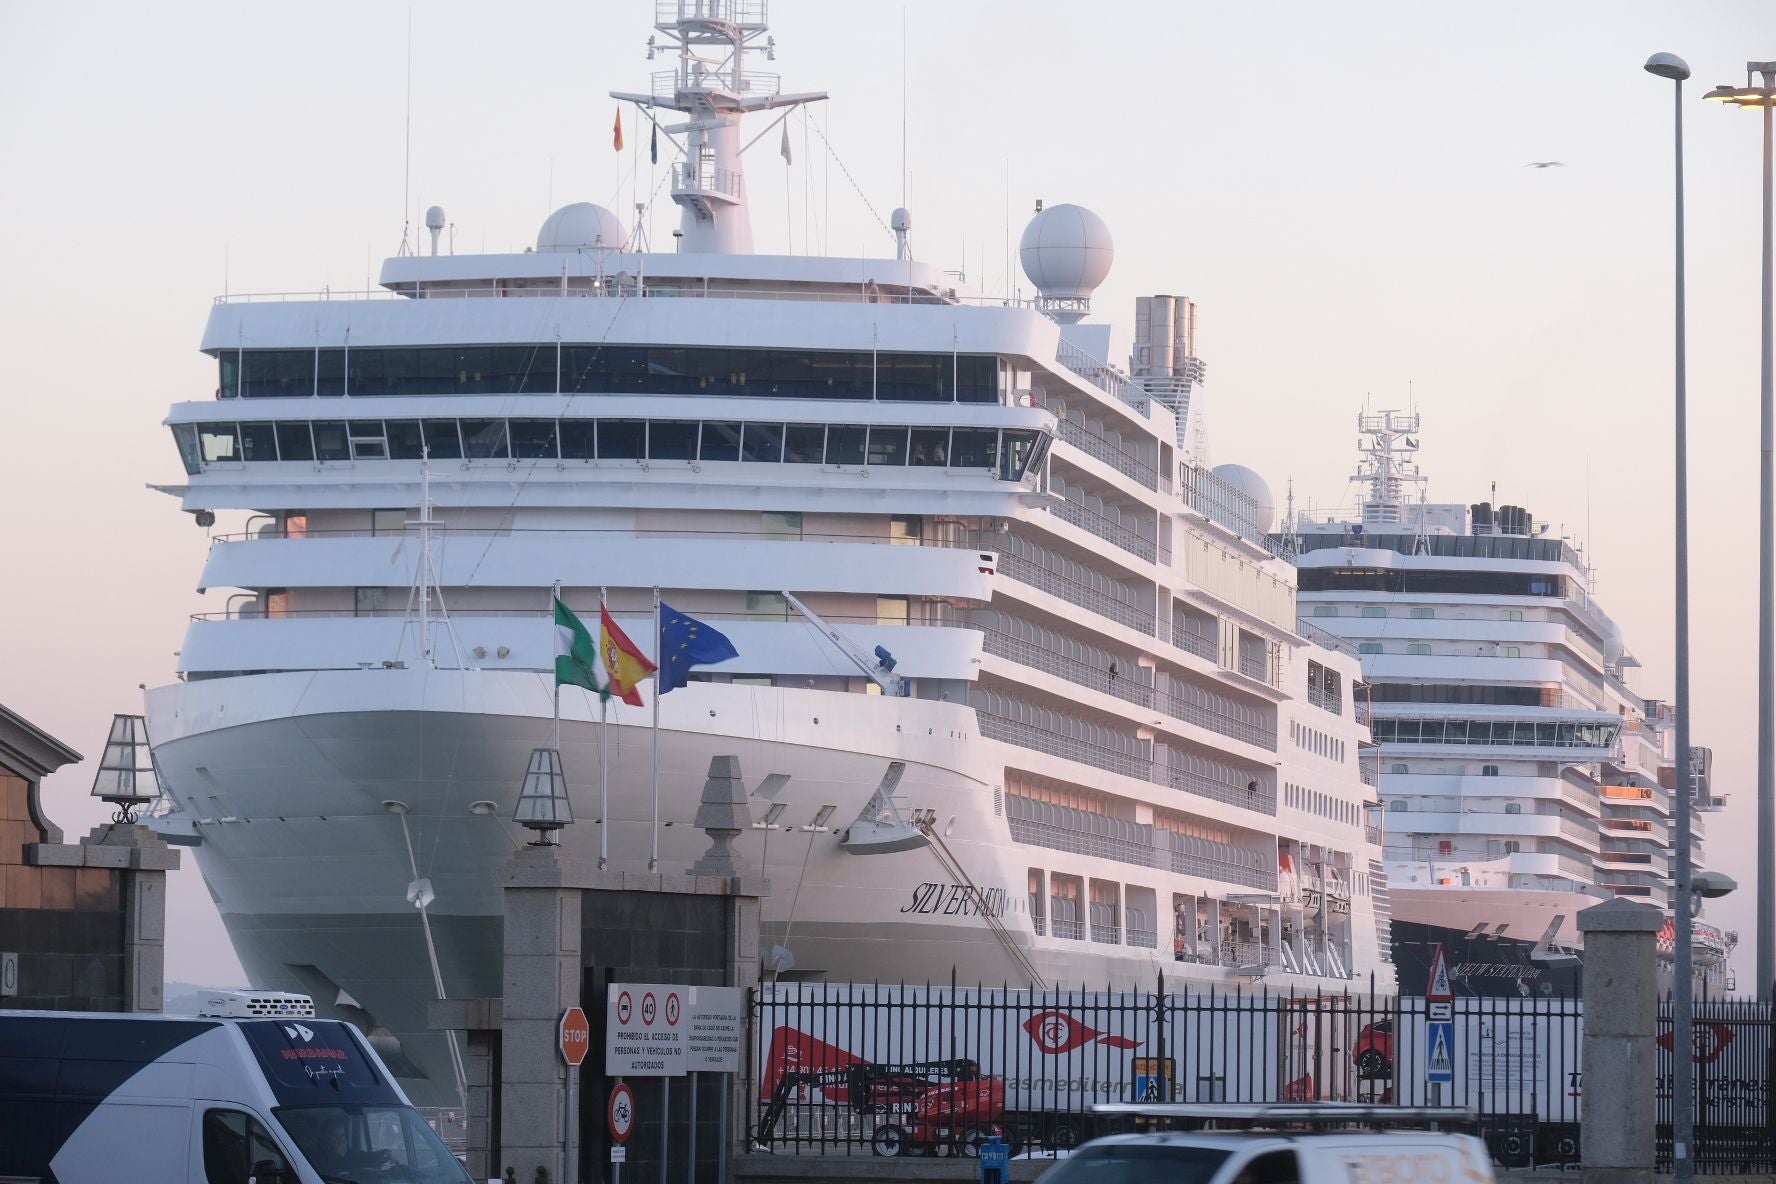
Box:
xmin=599 ymin=605 xmax=656 ymax=707
xmin=613 ymin=106 xmax=624 ymax=152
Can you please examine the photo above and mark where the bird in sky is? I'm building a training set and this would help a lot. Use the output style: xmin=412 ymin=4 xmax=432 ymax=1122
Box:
xmin=1525 ymin=161 xmax=1565 ymax=169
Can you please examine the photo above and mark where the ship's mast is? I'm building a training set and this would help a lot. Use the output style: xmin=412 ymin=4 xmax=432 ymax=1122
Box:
xmin=1352 ymin=410 xmax=1427 ymax=527
xmin=612 ymin=1 xmax=826 ymax=255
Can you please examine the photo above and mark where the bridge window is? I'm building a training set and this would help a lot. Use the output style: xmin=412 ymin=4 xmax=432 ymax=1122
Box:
xmin=510 ymin=419 xmax=559 ymax=459
xmin=598 ymin=420 xmax=646 ymax=460
xmin=825 ymin=424 xmax=867 ymax=466
xmin=742 ymin=423 xmax=785 ymax=463
xmin=423 ymin=419 xmax=463 ymax=459
xmin=461 ymin=419 xmax=509 ymax=459
xmin=700 ymin=421 xmax=743 ymax=462
xmin=784 ymin=423 xmax=825 ymax=463
xmin=649 ymin=421 xmax=699 ymax=461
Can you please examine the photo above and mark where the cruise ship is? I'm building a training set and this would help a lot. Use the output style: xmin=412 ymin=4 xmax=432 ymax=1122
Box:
xmin=142 ymin=1 xmax=1393 ymax=1108
xmin=1284 ymin=411 xmax=1731 ymax=996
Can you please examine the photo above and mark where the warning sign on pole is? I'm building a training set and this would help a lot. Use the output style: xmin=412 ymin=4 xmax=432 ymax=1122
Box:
xmin=1425 ymin=943 xmax=1454 ymax=1004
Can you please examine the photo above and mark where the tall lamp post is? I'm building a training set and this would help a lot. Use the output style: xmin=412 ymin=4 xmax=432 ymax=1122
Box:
xmin=1645 ymin=50 xmax=1698 ymax=1183
xmin=1703 ymin=63 xmax=1776 ymax=1002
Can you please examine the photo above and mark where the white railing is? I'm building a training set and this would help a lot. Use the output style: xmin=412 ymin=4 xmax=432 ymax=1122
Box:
xmin=995 ymin=553 xmax=1155 ymax=635
xmin=1054 ymin=339 xmax=1150 ymax=417
xmin=1047 ymin=498 xmax=1159 ymax=564
xmin=1055 ymin=420 xmax=1163 ymax=491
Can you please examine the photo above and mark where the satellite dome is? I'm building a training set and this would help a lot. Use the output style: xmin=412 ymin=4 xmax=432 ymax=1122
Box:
xmin=1019 ymin=204 xmax=1114 ymax=313
xmin=1211 ymin=464 xmax=1276 ymax=534
xmin=537 ymin=202 xmax=628 ymax=253
xmin=424 ymin=205 xmax=446 ymax=231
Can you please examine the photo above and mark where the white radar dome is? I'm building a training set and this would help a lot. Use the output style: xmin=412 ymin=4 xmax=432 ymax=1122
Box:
xmin=1019 ymin=203 xmax=1115 ymax=302
xmin=424 ymin=205 xmax=446 ymax=231
xmin=1211 ymin=464 xmax=1276 ymax=534
xmin=537 ymin=202 xmax=628 ymax=253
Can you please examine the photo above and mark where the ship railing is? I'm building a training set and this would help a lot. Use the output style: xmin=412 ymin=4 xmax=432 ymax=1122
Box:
xmin=1306 ymin=684 xmax=1344 ymax=716
xmin=1125 ymin=927 xmax=1159 ymax=950
xmin=1090 ymin=923 xmax=1122 ymax=946
xmin=1049 ymin=918 xmax=1085 ymax=941
xmin=1239 ymin=653 xmax=1271 ymax=683
xmin=1054 ymin=419 xmax=1164 ymax=492
xmin=1171 ymin=626 xmax=1217 ymax=663
xmin=211 ymin=284 xmax=1051 ymax=309
xmin=653 ymin=67 xmax=779 ymax=102
xmin=1006 ymin=814 xmax=1277 ymax=892
xmin=1053 ymin=339 xmax=1150 ymax=417
xmin=1046 ymin=498 xmax=1162 ymax=565
xmin=1295 ymin=616 xmax=1362 ymax=659
xmin=993 ymin=552 xmax=1157 ymax=636
xmin=975 ymin=626 xmax=1278 ymax=751
xmin=192 ymin=606 xmax=963 ymax=626
xmin=654 ymin=0 xmax=769 ymax=28
xmin=210 ymin=522 xmax=1010 ymax=551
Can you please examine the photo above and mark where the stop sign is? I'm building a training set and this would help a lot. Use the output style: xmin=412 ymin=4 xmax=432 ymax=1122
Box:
xmin=559 ymin=1006 xmax=590 ymax=1067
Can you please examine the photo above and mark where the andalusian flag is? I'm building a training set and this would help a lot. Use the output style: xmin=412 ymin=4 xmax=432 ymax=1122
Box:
xmin=600 ymin=605 xmax=657 ymax=707
xmin=555 ymin=598 xmax=609 ymax=699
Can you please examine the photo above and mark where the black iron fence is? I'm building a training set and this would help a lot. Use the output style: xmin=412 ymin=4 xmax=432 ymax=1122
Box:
xmin=744 ymin=979 xmax=1774 ymax=1173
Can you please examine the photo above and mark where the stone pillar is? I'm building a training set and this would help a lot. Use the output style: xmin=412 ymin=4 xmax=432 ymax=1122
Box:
xmin=500 ymin=844 xmax=590 ymax=1184
xmin=1579 ymin=897 xmax=1664 ymax=1184
xmin=27 ymin=822 xmax=179 ymax=1012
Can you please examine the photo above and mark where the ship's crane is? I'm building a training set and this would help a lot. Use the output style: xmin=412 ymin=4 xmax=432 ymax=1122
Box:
xmin=783 ymin=591 xmax=907 ymax=696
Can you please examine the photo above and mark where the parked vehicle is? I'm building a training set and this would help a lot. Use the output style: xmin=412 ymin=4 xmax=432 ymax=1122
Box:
xmin=0 ymin=992 xmax=472 ymax=1184
xmin=1040 ymin=1130 xmax=1496 ymax=1184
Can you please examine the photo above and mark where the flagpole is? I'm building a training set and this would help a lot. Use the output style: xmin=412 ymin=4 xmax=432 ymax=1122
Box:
xmin=550 ymin=581 xmax=561 ymax=751
xmin=599 ymin=585 xmax=610 ymax=873
xmin=650 ymin=586 xmax=661 ymax=873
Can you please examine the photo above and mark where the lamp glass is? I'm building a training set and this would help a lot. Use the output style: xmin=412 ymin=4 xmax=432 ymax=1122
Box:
xmin=90 ymin=713 xmax=156 ymax=805
xmin=512 ymin=747 xmax=573 ymax=831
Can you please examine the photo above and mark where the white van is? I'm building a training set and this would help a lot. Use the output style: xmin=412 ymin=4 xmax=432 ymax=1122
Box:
xmin=0 ymin=993 xmax=474 ymax=1184
xmin=1036 ymin=1131 xmax=1496 ymax=1184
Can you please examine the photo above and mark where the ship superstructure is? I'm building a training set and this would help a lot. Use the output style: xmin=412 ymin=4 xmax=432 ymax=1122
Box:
xmin=143 ymin=1 xmax=1392 ymax=1108
xmin=1284 ymin=412 xmax=1730 ymax=995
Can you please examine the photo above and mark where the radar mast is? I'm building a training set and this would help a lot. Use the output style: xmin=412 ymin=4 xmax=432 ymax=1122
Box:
xmin=613 ymin=2 xmax=826 ymax=255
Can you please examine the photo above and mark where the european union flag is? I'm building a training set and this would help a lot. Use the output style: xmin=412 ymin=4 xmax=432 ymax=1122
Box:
xmin=657 ymin=602 xmax=740 ymax=693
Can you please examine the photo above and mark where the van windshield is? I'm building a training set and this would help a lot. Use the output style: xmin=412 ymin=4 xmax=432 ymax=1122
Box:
xmin=276 ymin=1104 xmax=471 ymax=1184
xmin=1041 ymin=1144 xmax=1233 ymax=1184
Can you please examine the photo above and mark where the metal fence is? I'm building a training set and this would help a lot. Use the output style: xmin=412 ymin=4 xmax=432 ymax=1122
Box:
xmin=745 ymin=979 xmax=1776 ymax=1172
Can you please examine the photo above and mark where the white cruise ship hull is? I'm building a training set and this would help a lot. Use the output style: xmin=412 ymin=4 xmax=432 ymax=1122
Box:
xmin=148 ymin=668 xmax=1391 ymax=1107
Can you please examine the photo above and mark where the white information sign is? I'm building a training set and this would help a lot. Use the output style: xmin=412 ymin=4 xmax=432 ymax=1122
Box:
xmin=687 ymin=987 xmax=745 ymax=1073
xmin=606 ymin=982 xmax=687 ymax=1077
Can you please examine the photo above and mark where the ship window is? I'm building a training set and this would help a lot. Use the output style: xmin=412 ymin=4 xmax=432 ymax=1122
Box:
xmin=909 ymin=428 xmax=949 ymax=466
xmin=742 ymin=422 xmax=785 ymax=463
xmin=598 ymin=420 xmax=646 ymax=460
xmin=172 ymin=424 xmax=203 ymax=474
xmin=890 ymin=516 xmax=921 ymax=545
xmin=275 ymin=422 xmax=315 ymax=462
xmin=1391 ymin=763 xmax=1407 ymax=774
xmin=350 ymin=423 xmax=388 ymax=460
xmin=560 ymin=421 xmax=595 ymax=461
xmin=1503 ymin=840 xmax=1520 ymax=854
xmin=762 ymin=512 xmax=803 ymax=539
xmin=199 ymin=424 xmax=241 ymax=463
xmin=355 ymin=587 xmax=388 ymax=617
xmin=648 ymin=421 xmax=699 ymax=461
xmin=700 ymin=421 xmax=742 ymax=462
xmin=385 ymin=420 xmax=425 ymax=460
xmin=1505 ymin=802 xmax=1521 ymax=814
xmin=238 ymin=422 xmax=278 ymax=462
xmin=824 ymin=424 xmax=868 ymax=466
xmin=372 ymin=510 xmax=406 ymax=537
xmin=1361 ymin=607 xmax=1386 ymax=618
xmin=783 ymin=423 xmax=825 ymax=464
xmin=949 ymin=428 xmax=998 ymax=469
xmin=1314 ymin=606 xmax=1338 ymax=617
xmin=1389 ymin=799 xmax=1407 ymax=810
xmin=1358 ymin=643 xmax=1382 ymax=655
xmin=461 ymin=418 xmax=510 ymax=459
xmin=422 ymin=420 xmax=463 ymax=460
xmin=1502 ymin=609 xmax=1524 ymax=621
xmin=999 ymin=429 xmax=1040 ymax=479
xmin=1406 ymin=643 xmax=1431 ymax=656
xmin=1410 ymin=607 xmax=1434 ymax=619
xmin=1501 ymin=646 xmax=1521 ymax=658
xmin=1482 ymin=765 xmax=1499 ymax=775
xmin=312 ymin=421 xmax=350 ymax=462
xmin=867 ymin=426 xmax=908 ymax=466
xmin=746 ymin=592 xmax=787 ymax=620
xmin=508 ymin=419 xmax=558 ymax=459
xmin=878 ymin=596 xmax=910 ymax=625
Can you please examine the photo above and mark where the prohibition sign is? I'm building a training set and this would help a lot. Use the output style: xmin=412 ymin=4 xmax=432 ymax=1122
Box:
xmin=642 ymin=992 xmax=658 ymax=1027
xmin=616 ymin=990 xmax=633 ymax=1026
xmin=608 ymin=1082 xmax=636 ymax=1144
xmin=665 ymin=992 xmax=681 ymax=1026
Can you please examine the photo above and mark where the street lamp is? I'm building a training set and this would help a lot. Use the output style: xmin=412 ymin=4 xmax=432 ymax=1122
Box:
xmin=1703 ymin=63 xmax=1776 ymax=1003
xmin=1644 ymin=49 xmax=1698 ymax=1184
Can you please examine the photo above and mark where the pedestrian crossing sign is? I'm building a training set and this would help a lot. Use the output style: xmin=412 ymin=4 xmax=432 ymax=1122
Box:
xmin=1132 ymin=1057 xmax=1175 ymax=1102
xmin=1426 ymin=1019 xmax=1455 ymax=1084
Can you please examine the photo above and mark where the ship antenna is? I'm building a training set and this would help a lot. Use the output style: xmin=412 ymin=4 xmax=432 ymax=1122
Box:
xmin=398 ymin=6 xmax=414 ymax=257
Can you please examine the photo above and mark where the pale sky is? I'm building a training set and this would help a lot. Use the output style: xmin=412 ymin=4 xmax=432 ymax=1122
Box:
xmin=1 ymin=0 xmax=1772 ymax=987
